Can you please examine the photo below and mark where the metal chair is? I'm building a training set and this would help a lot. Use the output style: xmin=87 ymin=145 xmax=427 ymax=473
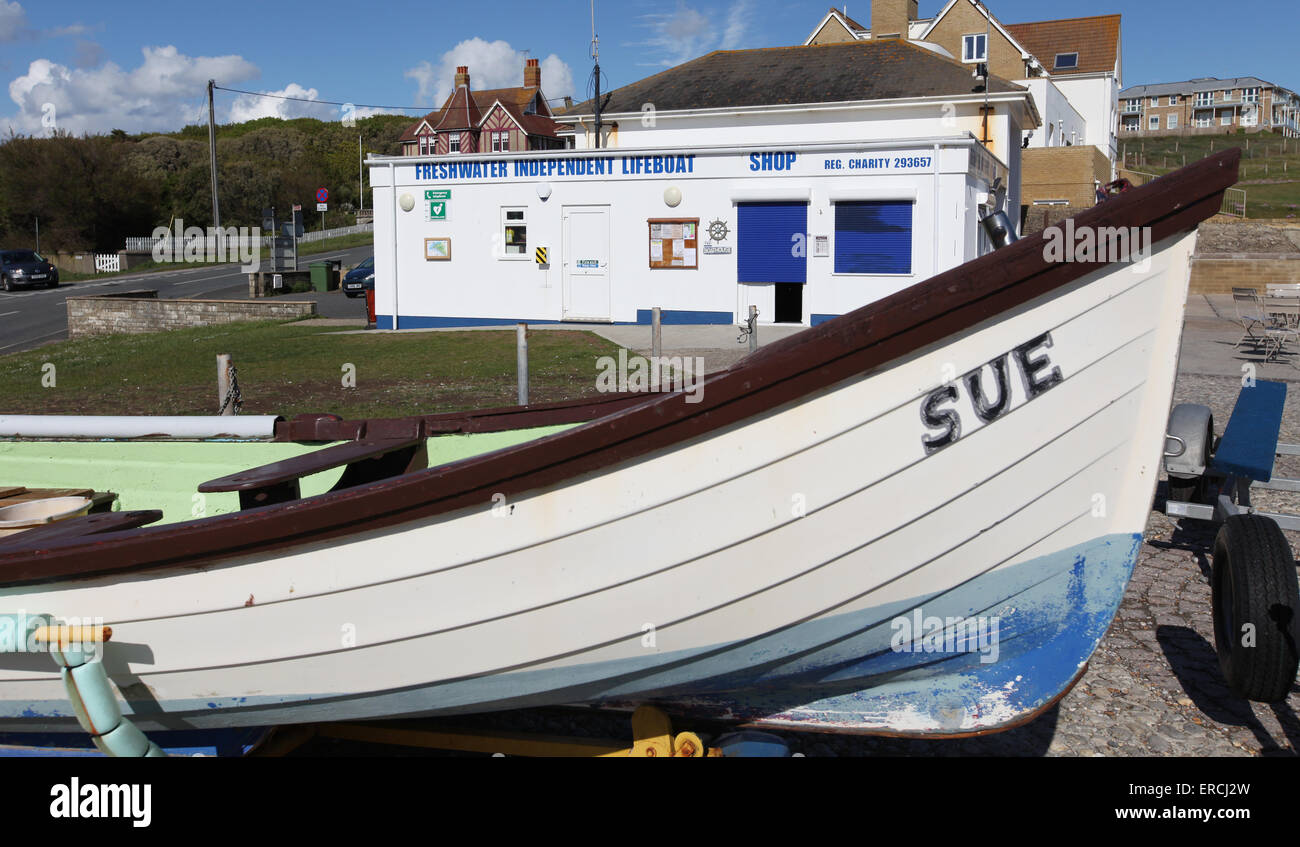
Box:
xmin=1232 ymin=287 xmax=1267 ymax=349
xmin=1244 ymin=290 xmax=1299 ymax=361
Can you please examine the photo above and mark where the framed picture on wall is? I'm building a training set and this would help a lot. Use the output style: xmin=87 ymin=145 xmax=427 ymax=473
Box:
xmin=425 ymin=237 xmax=451 ymax=261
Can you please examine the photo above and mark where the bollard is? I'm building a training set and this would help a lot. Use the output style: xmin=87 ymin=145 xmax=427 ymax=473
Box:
xmin=748 ymin=305 xmax=758 ymax=353
xmin=217 ymin=354 xmax=233 ymax=416
xmin=517 ymin=323 xmax=529 ymax=406
xmin=652 ymin=307 xmax=662 ymax=361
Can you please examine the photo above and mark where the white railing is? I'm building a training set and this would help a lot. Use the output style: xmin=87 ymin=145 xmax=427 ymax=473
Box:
xmin=1220 ymin=188 xmax=1247 ymax=218
xmin=94 ymin=254 xmax=121 ymax=273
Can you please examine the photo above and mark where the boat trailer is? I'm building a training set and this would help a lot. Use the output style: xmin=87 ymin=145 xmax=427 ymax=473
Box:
xmin=1162 ymin=379 xmax=1300 ymax=703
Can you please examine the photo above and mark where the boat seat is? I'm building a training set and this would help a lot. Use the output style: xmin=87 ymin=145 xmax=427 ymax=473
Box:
xmin=0 ymin=510 xmax=163 ymax=551
xmin=1211 ymin=380 xmax=1287 ymax=483
xmin=198 ymin=436 xmax=428 ymax=510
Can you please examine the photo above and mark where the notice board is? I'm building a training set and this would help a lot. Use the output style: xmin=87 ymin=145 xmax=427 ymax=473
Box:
xmin=647 ymin=218 xmax=699 ymax=269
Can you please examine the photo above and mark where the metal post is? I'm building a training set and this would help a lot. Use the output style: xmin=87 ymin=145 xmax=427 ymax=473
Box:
xmin=358 ymin=134 xmax=364 ymax=212
xmin=651 ymin=306 xmax=662 ymax=360
xmin=207 ymin=80 xmax=220 ymax=229
xmin=217 ymin=354 xmax=233 ymax=416
xmin=34 ymin=217 xmax=39 ymax=254
xmin=516 ymin=323 xmax=529 ymax=406
xmin=748 ymin=305 xmax=758 ymax=353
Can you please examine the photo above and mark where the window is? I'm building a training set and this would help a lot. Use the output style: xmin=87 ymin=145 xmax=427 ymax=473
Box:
xmin=1195 ymin=92 xmax=1214 ymax=107
xmin=418 ymin=134 xmax=432 ymax=155
xmin=1149 ymin=96 xmax=1158 ymax=107
xmin=1122 ymin=116 xmax=1140 ymax=131
xmin=833 ymin=201 xmax=913 ymax=275
xmin=1244 ymin=87 xmax=1260 ymax=103
xmin=501 ymin=208 xmax=527 ymax=257
xmin=491 ymin=131 xmax=509 ymax=152
xmin=1170 ymin=94 xmax=1180 ymax=105
xmin=1168 ymin=113 xmax=1178 ymax=129
xmin=1123 ymin=99 xmax=1141 ymax=113
xmin=448 ymin=132 xmax=461 ymax=153
xmin=1054 ymin=53 xmax=1078 ymax=70
xmin=962 ymin=34 xmax=987 ymax=63
xmin=1196 ymin=114 xmax=1212 ymax=128
xmin=1149 ymin=116 xmax=1160 ymax=130
xmin=1221 ymin=113 xmax=1233 ymax=126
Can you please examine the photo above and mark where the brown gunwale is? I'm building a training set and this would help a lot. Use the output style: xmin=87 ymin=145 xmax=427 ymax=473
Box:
xmin=0 ymin=149 xmax=1242 ymax=587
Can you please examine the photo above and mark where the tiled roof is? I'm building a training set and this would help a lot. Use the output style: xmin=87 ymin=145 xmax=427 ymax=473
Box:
xmin=399 ymin=87 xmax=559 ymax=143
xmin=1120 ymin=77 xmax=1282 ymax=98
xmin=563 ymin=39 xmax=1025 ymax=117
xmin=1004 ymin=14 xmax=1121 ymax=76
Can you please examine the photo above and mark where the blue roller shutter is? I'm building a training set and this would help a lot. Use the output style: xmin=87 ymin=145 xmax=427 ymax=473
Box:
xmin=834 ymin=201 xmax=913 ymax=274
xmin=738 ymin=202 xmax=807 ymax=284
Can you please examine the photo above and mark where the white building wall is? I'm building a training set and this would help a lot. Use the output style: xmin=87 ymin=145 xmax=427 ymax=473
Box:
xmin=1053 ymin=74 xmax=1120 ymax=165
xmin=369 ymin=140 xmax=1005 ymax=329
xmin=1021 ymin=78 xmax=1086 ymax=149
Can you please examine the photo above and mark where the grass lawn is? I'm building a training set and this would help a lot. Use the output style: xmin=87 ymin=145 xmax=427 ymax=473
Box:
xmin=0 ymin=320 xmax=622 ymax=419
xmin=1120 ymin=131 xmax=1300 ymax=219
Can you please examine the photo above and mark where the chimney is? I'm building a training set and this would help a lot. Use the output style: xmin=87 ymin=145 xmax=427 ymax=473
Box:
xmin=871 ymin=0 xmax=918 ymax=39
xmin=454 ymin=66 xmax=470 ymax=88
xmin=524 ymin=58 xmax=541 ymax=88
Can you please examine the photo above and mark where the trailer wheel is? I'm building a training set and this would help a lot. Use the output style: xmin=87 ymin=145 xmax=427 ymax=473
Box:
xmin=1211 ymin=515 xmax=1300 ymax=702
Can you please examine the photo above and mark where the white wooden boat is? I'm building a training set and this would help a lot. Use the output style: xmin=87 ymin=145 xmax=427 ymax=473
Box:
xmin=0 ymin=151 xmax=1240 ymax=742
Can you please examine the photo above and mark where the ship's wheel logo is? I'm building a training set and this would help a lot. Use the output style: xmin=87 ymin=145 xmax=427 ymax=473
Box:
xmin=707 ymin=218 xmax=730 ymax=242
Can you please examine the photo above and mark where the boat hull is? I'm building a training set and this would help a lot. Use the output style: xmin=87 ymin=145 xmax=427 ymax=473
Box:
xmin=0 ymin=228 xmax=1194 ymax=737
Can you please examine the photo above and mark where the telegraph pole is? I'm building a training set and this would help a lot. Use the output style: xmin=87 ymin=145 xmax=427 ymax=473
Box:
xmin=358 ymin=134 xmax=364 ymax=212
xmin=591 ymin=0 xmax=602 ymax=149
xmin=207 ymin=79 xmax=220 ymax=228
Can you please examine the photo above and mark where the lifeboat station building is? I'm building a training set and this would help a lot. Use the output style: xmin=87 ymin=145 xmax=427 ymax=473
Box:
xmin=368 ymin=35 xmax=1038 ymax=329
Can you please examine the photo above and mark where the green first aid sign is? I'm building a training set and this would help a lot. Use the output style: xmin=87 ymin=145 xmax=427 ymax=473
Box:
xmin=429 ymin=201 xmax=447 ymax=220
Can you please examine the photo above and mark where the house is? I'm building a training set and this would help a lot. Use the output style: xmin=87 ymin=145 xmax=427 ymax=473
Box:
xmin=398 ymin=59 xmax=568 ymax=156
xmin=366 ymin=34 xmax=1037 ymax=330
xmin=804 ymin=3 xmax=1122 ymax=160
xmin=1119 ymin=77 xmax=1300 ymax=138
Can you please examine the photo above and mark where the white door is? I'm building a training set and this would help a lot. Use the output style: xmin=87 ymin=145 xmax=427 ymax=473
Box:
xmin=737 ymin=283 xmax=775 ymax=325
xmin=563 ymin=206 xmax=611 ymax=321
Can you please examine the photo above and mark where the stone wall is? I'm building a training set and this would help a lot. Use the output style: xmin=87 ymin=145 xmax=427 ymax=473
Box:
xmin=1188 ymin=254 xmax=1300 ymax=294
xmin=67 ymin=291 xmax=316 ymax=338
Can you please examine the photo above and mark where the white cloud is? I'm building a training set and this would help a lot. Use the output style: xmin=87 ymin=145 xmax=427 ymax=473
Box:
xmin=227 ymin=82 xmax=333 ymax=123
xmin=635 ymin=0 xmax=754 ymax=66
xmin=5 ymin=45 xmax=259 ymax=134
xmin=0 ymin=1 xmax=27 ymax=42
xmin=405 ymin=37 xmax=573 ymax=108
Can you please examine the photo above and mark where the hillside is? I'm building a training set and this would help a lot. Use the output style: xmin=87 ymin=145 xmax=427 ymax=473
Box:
xmin=1120 ymin=130 xmax=1300 ymax=219
xmin=0 ymin=113 xmax=415 ymax=252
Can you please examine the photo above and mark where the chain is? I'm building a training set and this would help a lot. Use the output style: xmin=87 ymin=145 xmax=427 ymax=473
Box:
xmin=737 ymin=308 xmax=759 ymax=345
xmin=218 ymin=362 xmax=243 ymax=415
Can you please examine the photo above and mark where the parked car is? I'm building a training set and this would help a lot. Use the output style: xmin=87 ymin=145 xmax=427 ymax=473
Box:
xmin=0 ymin=249 xmax=59 ymax=291
xmin=342 ymin=256 xmax=374 ymax=298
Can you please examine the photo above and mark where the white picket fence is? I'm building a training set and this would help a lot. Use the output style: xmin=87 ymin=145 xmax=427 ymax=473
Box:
xmin=124 ymin=222 xmax=373 ymax=254
xmin=94 ymin=254 xmax=121 ymax=273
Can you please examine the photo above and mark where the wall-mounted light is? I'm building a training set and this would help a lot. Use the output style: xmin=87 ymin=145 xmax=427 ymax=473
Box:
xmin=399 ymin=193 xmax=415 ymax=212
xmin=537 ymin=183 xmax=552 ymax=200
xmin=664 ymin=186 xmax=682 ymax=207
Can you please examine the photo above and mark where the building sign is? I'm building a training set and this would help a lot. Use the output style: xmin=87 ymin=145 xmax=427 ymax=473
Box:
xmin=405 ymin=149 xmax=941 ymax=186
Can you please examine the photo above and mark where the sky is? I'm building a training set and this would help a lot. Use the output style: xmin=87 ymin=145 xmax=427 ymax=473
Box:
xmin=2 ymin=0 xmax=1298 ymax=136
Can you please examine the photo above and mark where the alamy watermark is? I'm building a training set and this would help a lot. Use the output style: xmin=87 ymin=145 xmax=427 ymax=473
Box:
xmin=1042 ymin=220 xmax=1152 ymax=272
xmin=151 ymin=219 xmax=260 ymax=272
xmin=890 ymin=608 xmax=1001 ymax=664
xmin=596 ymin=348 xmax=705 ymax=403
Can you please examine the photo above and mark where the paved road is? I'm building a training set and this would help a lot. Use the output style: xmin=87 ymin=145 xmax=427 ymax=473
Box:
xmin=0 ymin=245 xmax=374 ymax=354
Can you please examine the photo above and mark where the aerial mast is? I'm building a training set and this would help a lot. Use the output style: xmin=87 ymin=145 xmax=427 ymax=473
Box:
xmin=591 ymin=0 xmax=602 ymax=149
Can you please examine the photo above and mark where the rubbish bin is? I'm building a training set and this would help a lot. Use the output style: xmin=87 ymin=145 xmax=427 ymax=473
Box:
xmin=309 ymin=260 xmax=329 ymax=292
xmin=365 ymin=288 xmax=376 ymax=328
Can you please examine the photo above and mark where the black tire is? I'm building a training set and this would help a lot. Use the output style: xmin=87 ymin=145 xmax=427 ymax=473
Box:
xmin=1211 ymin=515 xmax=1300 ymax=702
